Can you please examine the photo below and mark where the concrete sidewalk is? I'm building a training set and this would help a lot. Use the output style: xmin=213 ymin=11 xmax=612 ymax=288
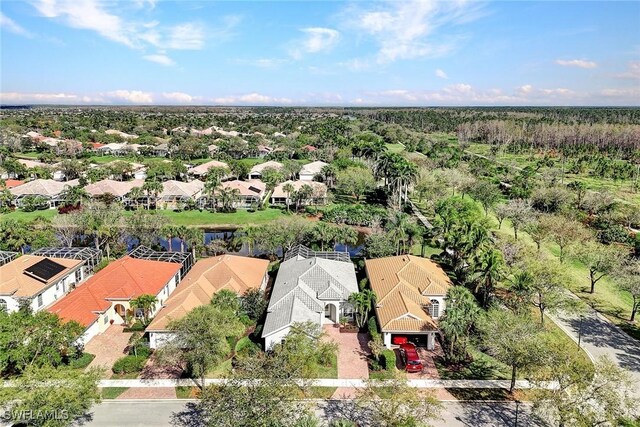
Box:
xmin=94 ymin=378 xmax=557 ymax=389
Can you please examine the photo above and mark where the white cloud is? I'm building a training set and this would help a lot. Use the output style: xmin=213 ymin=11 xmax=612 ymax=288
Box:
xmin=103 ymin=90 xmax=154 ymax=104
xmin=213 ymin=93 xmax=294 ymax=105
xmin=340 ymin=58 xmax=372 ymax=71
xmin=347 ymin=0 xmax=484 ymax=63
xmin=0 ymin=92 xmax=80 ymax=103
xmin=0 ymin=12 xmax=33 ymax=37
xmin=30 ymin=0 xmax=212 ymax=63
xmin=162 ymin=92 xmax=196 ymax=103
xmin=361 ymin=83 xmax=581 ymax=105
xmin=165 ymin=23 xmax=204 ymax=50
xmin=613 ymin=61 xmax=640 ymax=80
xmin=435 ymin=69 xmax=448 ymax=79
xmin=290 ymin=27 xmax=340 ymax=58
xmin=143 ymin=54 xmax=174 ymax=66
xmin=555 ymin=59 xmax=598 ymax=69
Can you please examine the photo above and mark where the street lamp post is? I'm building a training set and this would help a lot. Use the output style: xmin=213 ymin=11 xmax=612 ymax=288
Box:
xmin=578 ymin=314 xmax=584 ymax=348
xmin=514 ymin=400 xmax=521 ymax=427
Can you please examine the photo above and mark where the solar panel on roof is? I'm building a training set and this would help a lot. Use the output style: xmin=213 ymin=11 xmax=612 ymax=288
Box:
xmin=23 ymin=258 xmax=67 ymax=283
xmin=248 ymin=186 xmax=261 ymax=193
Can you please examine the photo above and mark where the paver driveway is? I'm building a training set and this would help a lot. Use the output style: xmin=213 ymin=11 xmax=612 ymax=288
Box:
xmin=85 ymin=324 xmax=132 ymax=377
xmin=323 ymin=324 xmax=369 ymax=399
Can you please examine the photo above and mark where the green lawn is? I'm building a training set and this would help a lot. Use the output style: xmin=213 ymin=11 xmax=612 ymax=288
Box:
xmin=490 ymin=211 xmax=640 ymax=341
xmin=435 ymin=347 xmax=512 ymax=381
xmin=315 ymin=353 xmax=338 ymax=379
xmin=101 ymin=387 xmax=128 ymax=399
xmin=175 ymin=386 xmax=199 ymax=399
xmin=237 ymin=158 xmax=264 ymax=167
xmin=206 ymin=359 xmax=233 ymax=378
xmin=1 ymin=209 xmax=58 ymax=221
xmin=156 ymin=208 xmax=285 ymax=227
xmin=385 ymin=143 xmax=405 ymax=154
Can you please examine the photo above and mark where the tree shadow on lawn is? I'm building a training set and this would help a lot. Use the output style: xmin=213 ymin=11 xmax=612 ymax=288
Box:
xmin=434 ymin=355 xmax=506 ymax=381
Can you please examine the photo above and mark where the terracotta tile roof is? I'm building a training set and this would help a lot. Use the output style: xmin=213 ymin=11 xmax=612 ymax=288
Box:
xmin=0 ymin=256 xmax=83 ymax=298
xmin=84 ymin=179 xmax=144 ymax=197
xmin=9 ymin=179 xmax=79 ymax=197
xmin=146 ymin=255 xmax=269 ymax=331
xmin=249 ymin=161 xmax=283 ymax=175
xmin=48 ymin=256 xmax=181 ymax=327
xmin=220 ymin=180 xmax=266 ymax=197
xmin=272 ymin=180 xmax=327 ymax=198
xmin=365 ymin=255 xmax=452 ymax=333
xmin=187 ymin=160 xmax=229 ymax=176
xmin=3 ymin=179 xmax=24 ymax=189
xmin=159 ymin=180 xmax=204 ymax=199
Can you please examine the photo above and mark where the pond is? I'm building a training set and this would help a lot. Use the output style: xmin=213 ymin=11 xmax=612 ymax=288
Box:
xmin=156 ymin=229 xmax=367 ymax=257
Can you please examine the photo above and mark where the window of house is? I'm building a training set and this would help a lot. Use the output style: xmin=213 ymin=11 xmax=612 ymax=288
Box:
xmin=55 ymin=282 xmax=59 ymax=292
xmin=429 ymin=299 xmax=440 ymax=318
xmin=103 ymin=315 xmax=109 ymax=324
xmin=75 ymin=269 xmax=82 ymax=283
xmin=342 ymin=303 xmax=354 ymax=319
xmin=0 ymin=299 xmax=7 ymax=312
xmin=37 ymin=294 xmax=43 ymax=307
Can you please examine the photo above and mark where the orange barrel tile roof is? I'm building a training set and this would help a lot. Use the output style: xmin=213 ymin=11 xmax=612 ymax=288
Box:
xmin=365 ymin=255 xmax=452 ymax=333
xmin=48 ymin=256 xmax=181 ymax=327
xmin=146 ymin=255 xmax=269 ymax=332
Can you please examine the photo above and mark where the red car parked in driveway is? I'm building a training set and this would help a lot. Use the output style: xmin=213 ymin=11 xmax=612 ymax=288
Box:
xmin=399 ymin=342 xmax=424 ymax=373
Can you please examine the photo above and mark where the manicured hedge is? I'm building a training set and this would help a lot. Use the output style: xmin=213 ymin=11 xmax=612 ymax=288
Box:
xmin=368 ymin=316 xmax=380 ymax=340
xmin=318 ymin=204 xmax=387 ymax=227
xmin=112 ymin=355 xmax=147 ymax=374
xmin=235 ymin=336 xmax=259 ymax=356
xmin=129 ymin=345 xmax=152 ymax=358
xmin=69 ymin=352 xmax=95 ymax=369
xmin=381 ymin=349 xmax=396 ymax=371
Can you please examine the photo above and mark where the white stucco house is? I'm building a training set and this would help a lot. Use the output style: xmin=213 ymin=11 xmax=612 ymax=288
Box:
xmin=0 ymin=255 xmax=86 ymax=313
xmin=299 ymin=161 xmax=328 ymax=181
xmin=262 ymin=245 xmax=358 ymax=350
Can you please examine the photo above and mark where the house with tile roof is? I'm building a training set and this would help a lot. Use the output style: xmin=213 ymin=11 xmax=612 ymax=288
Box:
xmin=248 ymin=160 xmax=284 ymax=180
xmin=84 ymin=179 xmax=145 ymax=200
xmin=187 ymin=160 xmax=229 ymax=179
xmin=147 ymin=255 xmax=269 ymax=348
xmin=217 ymin=179 xmax=267 ymax=208
xmin=365 ymin=255 xmax=452 ymax=350
xmin=0 ymin=255 xmax=85 ymax=313
xmin=299 ymin=161 xmax=328 ymax=181
xmin=9 ymin=179 xmax=80 ymax=208
xmin=48 ymin=256 xmax=182 ymax=344
xmin=262 ymin=245 xmax=358 ymax=350
xmin=158 ymin=180 xmax=204 ymax=207
xmin=271 ymin=180 xmax=327 ymax=206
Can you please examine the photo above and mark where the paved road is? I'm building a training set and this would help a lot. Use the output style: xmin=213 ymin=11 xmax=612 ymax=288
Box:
xmin=551 ymin=308 xmax=640 ymax=395
xmin=84 ymin=400 xmax=540 ymax=427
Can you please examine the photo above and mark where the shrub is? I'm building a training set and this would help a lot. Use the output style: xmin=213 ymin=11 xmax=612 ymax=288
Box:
xmin=368 ymin=316 xmax=379 ymax=338
xmin=129 ymin=345 xmax=152 ymax=359
xmin=123 ymin=321 xmax=145 ymax=332
xmin=112 ymin=355 xmax=147 ymax=374
xmin=381 ymin=349 xmax=396 ymax=371
xmin=235 ymin=336 xmax=259 ymax=356
xmin=68 ymin=352 xmax=95 ymax=369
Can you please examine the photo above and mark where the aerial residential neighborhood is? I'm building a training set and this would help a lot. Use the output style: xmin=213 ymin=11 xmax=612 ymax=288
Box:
xmin=1 ymin=0 xmax=639 ymax=427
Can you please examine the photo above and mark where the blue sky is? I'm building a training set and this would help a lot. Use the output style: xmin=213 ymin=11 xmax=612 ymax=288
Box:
xmin=1 ymin=0 xmax=639 ymax=106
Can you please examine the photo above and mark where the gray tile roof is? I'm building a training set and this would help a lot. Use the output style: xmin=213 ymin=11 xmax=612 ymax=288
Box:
xmin=262 ymin=247 xmax=358 ymax=337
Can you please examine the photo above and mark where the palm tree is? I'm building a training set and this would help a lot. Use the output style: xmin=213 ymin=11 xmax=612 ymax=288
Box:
xmin=320 ymin=164 xmax=337 ymax=188
xmin=61 ymin=185 xmax=88 ymax=207
xmin=174 ymin=225 xmax=190 ymax=252
xmin=203 ymin=175 xmax=222 ymax=212
xmin=311 ymin=222 xmax=338 ymax=251
xmin=282 ymin=182 xmax=295 ymax=212
xmin=237 ymin=225 xmax=260 ymax=256
xmin=130 ymin=294 xmax=158 ymax=325
xmin=184 ymin=227 xmax=204 ymax=259
xmin=142 ymin=180 xmax=163 ymax=210
xmin=218 ymin=187 xmax=241 ymax=212
xmin=439 ymin=286 xmax=480 ymax=362
xmin=474 ymin=249 xmax=504 ymax=308
xmin=128 ymin=186 xmax=144 ymax=209
xmin=348 ymin=289 xmax=377 ymax=329
xmin=162 ymin=225 xmax=178 ymax=252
